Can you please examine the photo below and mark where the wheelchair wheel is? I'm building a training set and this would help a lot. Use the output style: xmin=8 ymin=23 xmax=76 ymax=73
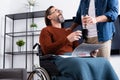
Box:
xmin=27 ymin=67 xmax=50 ymax=80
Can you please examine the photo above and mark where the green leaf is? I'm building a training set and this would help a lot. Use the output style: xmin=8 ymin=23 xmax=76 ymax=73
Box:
xmin=30 ymin=23 xmax=37 ymax=28
xmin=16 ymin=40 xmax=25 ymax=47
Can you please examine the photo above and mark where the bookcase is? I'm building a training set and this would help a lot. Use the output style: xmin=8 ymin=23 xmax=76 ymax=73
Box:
xmin=3 ymin=11 xmax=45 ymax=71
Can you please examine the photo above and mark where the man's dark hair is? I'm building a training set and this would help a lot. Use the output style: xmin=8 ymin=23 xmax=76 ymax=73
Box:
xmin=45 ymin=6 xmax=54 ymax=26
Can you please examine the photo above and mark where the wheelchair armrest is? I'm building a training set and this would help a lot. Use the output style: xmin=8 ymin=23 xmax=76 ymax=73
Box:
xmin=40 ymin=54 xmax=56 ymax=60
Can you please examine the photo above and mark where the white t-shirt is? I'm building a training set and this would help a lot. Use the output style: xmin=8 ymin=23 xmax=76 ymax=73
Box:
xmin=87 ymin=0 xmax=97 ymax=38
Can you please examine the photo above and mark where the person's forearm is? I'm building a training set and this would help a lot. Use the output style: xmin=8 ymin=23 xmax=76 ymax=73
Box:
xmin=70 ymin=23 xmax=79 ymax=31
xmin=96 ymin=15 xmax=109 ymax=23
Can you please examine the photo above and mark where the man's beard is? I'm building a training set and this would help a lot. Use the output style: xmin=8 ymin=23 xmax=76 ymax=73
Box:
xmin=56 ymin=14 xmax=64 ymax=23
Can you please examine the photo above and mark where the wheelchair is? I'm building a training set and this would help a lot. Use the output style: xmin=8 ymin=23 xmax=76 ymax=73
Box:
xmin=27 ymin=43 xmax=119 ymax=80
xmin=27 ymin=43 xmax=60 ymax=80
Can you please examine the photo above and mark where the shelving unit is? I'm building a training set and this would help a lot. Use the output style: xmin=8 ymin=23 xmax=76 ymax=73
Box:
xmin=3 ymin=11 xmax=45 ymax=71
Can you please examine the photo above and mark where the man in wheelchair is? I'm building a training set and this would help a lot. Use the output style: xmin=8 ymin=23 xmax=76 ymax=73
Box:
xmin=39 ymin=6 xmax=119 ymax=80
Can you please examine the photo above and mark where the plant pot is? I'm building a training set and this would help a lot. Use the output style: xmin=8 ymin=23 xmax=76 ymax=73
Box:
xmin=29 ymin=6 xmax=34 ymax=12
xmin=18 ymin=46 xmax=22 ymax=53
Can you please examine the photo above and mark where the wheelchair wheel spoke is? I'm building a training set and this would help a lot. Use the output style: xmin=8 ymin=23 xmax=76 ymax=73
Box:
xmin=27 ymin=67 xmax=50 ymax=80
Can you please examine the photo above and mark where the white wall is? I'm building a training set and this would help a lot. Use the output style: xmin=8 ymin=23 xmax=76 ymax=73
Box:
xmin=0 ymin=0 xmax=80 ymax=70
xmin=0 ymin=0 xmax=11 ymax=68
xmin=8 ymin=0 xmax=80 ymax=19
xmin=119 ymin=0 xmax=120 ymax=14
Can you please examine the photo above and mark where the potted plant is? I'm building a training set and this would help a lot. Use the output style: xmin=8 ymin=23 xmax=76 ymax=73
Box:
xmin=27 ymin=0 xmax=36 ymax=12
xmin=30 ymin=23 xmax=37 ymax=31
xmin=16 ymin=40 xmax=25 ymax=52
xmin=30 ymin=23 xmax=37 ymax=28
xmin=28 ymin=0 xmax=36 ymax=6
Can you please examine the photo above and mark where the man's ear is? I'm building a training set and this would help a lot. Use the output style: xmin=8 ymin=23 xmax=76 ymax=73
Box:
xmin=47 ymin=15 xmax=52 ymax=20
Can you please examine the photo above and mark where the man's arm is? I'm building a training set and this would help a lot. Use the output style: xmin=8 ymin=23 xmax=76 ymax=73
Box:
xmin=66 ymin=22 xmax=79 ymax=31
xmin=40 ymin=28 xmax=69 ymax=54
xmin=83 ymin=15 xmax=109 ymax=25
xmin=96 ymin=15 xmax=109 ymax=23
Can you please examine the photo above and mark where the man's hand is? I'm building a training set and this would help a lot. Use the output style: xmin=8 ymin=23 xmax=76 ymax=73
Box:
xmin=90 ymin=49 xmax=99 ymax=57
xmin=82 ymin=15 xmax=97 ymax=26
xmin=67 ymin=30 xmax=82 ymax=42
